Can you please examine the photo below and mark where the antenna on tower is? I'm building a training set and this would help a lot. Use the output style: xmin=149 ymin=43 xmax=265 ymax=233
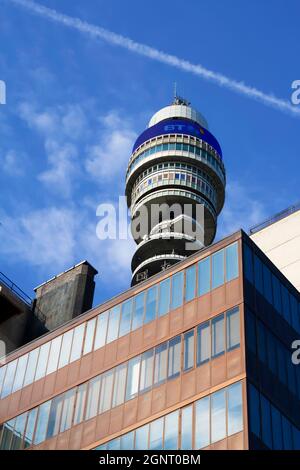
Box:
xmin=174 ymin=82 xmax=177 ymax=100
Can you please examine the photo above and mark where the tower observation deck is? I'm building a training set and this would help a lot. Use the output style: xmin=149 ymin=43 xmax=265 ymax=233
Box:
xmin=126 ymin=97 xmax=226 ymax=286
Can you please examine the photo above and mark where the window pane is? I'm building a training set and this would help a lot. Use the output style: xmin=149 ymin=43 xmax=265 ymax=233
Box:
xmin=1 ymin=360 xmax=17 ymax=398
xmin=211 ymin=389 xmax=226 ymax=443
xmin=212 ymin=250 xmax=224 ymax=289
xmin=292 ymin=425 xmax=300 ymax=450
xmin=145 ymin=286 xmax=157 ymax=324
xmin=60 ymin=389 xmax=76 ymax=433
xmin=73 ymin=383 xmax=87 ymax=425
xmin=246 ymin=309 xmax=256 ymax=355
xmin=125 ymin=356 xmax=141 ymax=401
xmin=184 ymin=330 xmax=194 ymax=371
xmin=271 ymin=405 xmax=283 ymax=450
xmin=158 ymin=279 xmax=170 ymax=317
xmin=24 ymin=349 xmax=39 ymax=387
xmin=94 ymin=311 xmax=109 ymax=350
xmin=121 ymin=431 xmax=134 ymax=450
xmin=46 ymin=395 xmax=64 ymax=439
xmin=171 ymin=272 xmax=184 ymax=310
xmin=197 ymin=322 xmax=210 ymax=365
xmin=24 ymin=408 xmax=37 ymax=448
xmin=35 ymin=343 xmax=50 ymax=381
xmin=226 ymin=308 xmax=240 ymax=350
xmin=106 ymin=306 xmax=121 ymax=343
xmin=154 ymin=343 xmax=168 ymax=385
xmin=149 ymin=417 xmax=164 ymax=450
xmin=11 ymin=413 xmax=27 ymax=450
xmin=261 ymin=395 xmax=272 ymax=448
xmin=228 ymin=382 xmax=243 ymax=435
xmin=257 ymin=321 xmax=267 ymax=364
xmin=282 ymin=416 xmax=293 ymax=450
xmin=277 ymin=344 xmax=287 ymax=385
xmin=272 ymin=275 xmax=282 ymax=315
xmin=1 ymin=419 xmax=15 ymax=450
xmin=185 ymin=265 xmax=196 ymax=302
xmin=198 ymin=257 xmax=210 ymax=296
xmin=254 ymin=255 xmax=263 ymax=294
xmin=0 ymin=365 xmax=6 ymax=397
xmin=212 ymin=314 xmax=225 ymax=357
xmin=86 ymin=376 xmax=102 ymax=420
xmin=58 ymin=330 xmax=73 ymax=368
xmin=181 ymin=405 xmax=193 ymax=450
xmin=281 ymin=286 xmax=291 ymax=324
xmin=248 ymin=384 xmax=260 ymax=437
xmin=99 ymin=370 xmax=114 ymax=414
xmin=226 ymin=242 xmax=239 ymax=281
xmin=263 ymin=264 xmax=273 ymax=305
xmin=107 ymin=438 xmax=120 ymax=450
xmin=195 ymin=396 xmax=210 ymax=449
xmin=12 ymin=355 xmax=28 ymax=393
xmin=135 ymin=424 xmax=149 ymax=450
xmin=83 ymin=318 xmax=96 ymax=355
xmin=119 ymin=300 xmax=133 ymax=337
xmin=70 ymin=324 xmax=85 ymax=362
xmin=112 ymin=363 xmax=127 ymax=408
xmin=139 ymin=349 xmax=154 ymax=393
xmin=132 ymin=292 xmax=145 ymax=330
xmin=34 ymin=401 xmax=51 ymax=445
xmin=168 ymin=336 xmax=181 ymax=379
xmin=243 ymin=243 xmax=253 ymax=283
xmin=164 ymin=411 xmax=179 ymax=450
xmin=46 ymin=336 xmax=62 ymax=375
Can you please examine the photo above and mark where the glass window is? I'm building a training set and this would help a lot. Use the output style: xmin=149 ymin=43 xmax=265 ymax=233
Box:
xmin=47 ymin=336 xmax=62 ymax=375
xmin=243 ymin=243 xmax=254 ymax=283
xmin=211 ymin=389 xmax=226 ymax=443
xmin=198 ymin=257 xmax=210 ymax=296
xmin=263 ymin=264 xmax=273 ymax=305
xmin=119 ymin=300 xmax=133 ymax=337
xmin=34 ymin=401 xmax=51 ymax=445
xmin=228 ymin=382 xmax=243 ymax=435
xmin=1 ymin=360 xmax=17 ymax=398
xmin=11 ymin=413 xmax=27 ymax=450
xmin=277 ymin=344 xmax=287 ymax=385
xmin=106 ymin=306 xmax=121 ymax=343
xmin=85 ymin=376 xmax=102 ymax=420
xmin=292 ymin=425 xmax=300 ymax=450
xmin=184 ymin=330 xmax=194 ymax=371
xmin=168 ymin=336 xmax=181 ymax=379
xmin=195 ymin=396 xmax=210 ymax=449
xmin=185 ymin=265 xmax=196 ymax=302
xmin=132 ymin=292 xmax=145 ymax=330
xmin=24 ymin=408 xmax=37 ymax=449
xmin=121 ymin=431 xmax=134 ymax=450
xmin=0 ymin=365 xmax=6 ymax=396
xmin=226 ymin=308 xmax=240 ymax=350
xmin=246 ymin=309 xmax=256 ymax=355
xmin=212 ymin=250 xmax=224 ymax=289
xmin=272 ymin=275 xmax=282 ymax=315
xmin=197 ymin=322 xmax=210 ymax=365
xmin=290 ymin=295 xmax=300 ymax=333
xmin=1 ymin=419 xmax=15 ymax=450
xmin=12 ymin=354 xmax=28 ymax=393
xmin=257 ymin=321 xmax=267 ymax=364
xmin=158 ymin=279 xmax=170 ymax=317
xmin=135 ymin=424 xmax=149 ymax=450
xmin=139 ymin=349 xmax=154 ymax=393
xmin=35 ymin=343 xmax=51 ymax=382
xmin=125 ymin=356 xmax=141 ymax=401
xmin=164 ymin=411 xmax=179 ymax=450
xmin=154 ymin=343 xmax=168 ymax=385
xmin=60 ymin=389 xmax=76 ymax=433
xmin=107 ymin=437 xmax=120 ymax=450
xmin=46 ymin=395 xmax=64 ymax=439
xmin=181 ymin=405 xmax=193 ymax=450
xmin=226 ymin=242 xmax=239 ymax=281
xmin=58 ymin=330 xmax=73 ymax=369
xmin=73 ymin=383 xmax=87 ymax=425
xmin=94 ymin=311 xmax=109 ymax=350
xmin=145 ymin=286 xmax=157 ymax=324
xmin=212 ymin=314 xmax=225 ymax=357
xmin=171 ymin=272 xmax=184 ymax=310
xmin=282 ymin=415 xmax=293 ymax=450
xmin=99 ymin=370 xmax=114 ymax=414
xmin=248 ymin=384 xmax=260 ymax=437
xmin=149 ymin=417 xmax=164 ymax=450
xmin=69 ymin=324 xmax=85 ymax=362
xmin=281 ymin=286 xmax=291 ymax=324
xmin=266 ymin=331 xmax=277 ymax=375
xmin=271 ymin=405 xmax=283 ymax=450
xmin=83 ymin=318 xmax=96 ymax=355
xmin=112 ymin=363 xmax=127 ymax=408
xmin=254 ymin=255 xmax=263 ymax=294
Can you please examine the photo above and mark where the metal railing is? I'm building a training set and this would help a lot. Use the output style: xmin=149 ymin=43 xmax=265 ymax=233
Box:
xmin=249 ymin=201 xmax=300 ymax=235
xmin=0 ymin=271 xmax=32 ymax=306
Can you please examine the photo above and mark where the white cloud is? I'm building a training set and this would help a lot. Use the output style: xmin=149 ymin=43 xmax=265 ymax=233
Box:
xmin=1 ymin=150 xmax=26 ymax=176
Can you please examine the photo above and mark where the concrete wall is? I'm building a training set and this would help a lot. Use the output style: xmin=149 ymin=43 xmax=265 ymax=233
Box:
xmin=251 ymin=209 xmax=300 ymax=291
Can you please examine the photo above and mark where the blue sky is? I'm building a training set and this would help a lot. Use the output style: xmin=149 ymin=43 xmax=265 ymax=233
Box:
xmin=0 ymin=0 xmax=299 ymax=307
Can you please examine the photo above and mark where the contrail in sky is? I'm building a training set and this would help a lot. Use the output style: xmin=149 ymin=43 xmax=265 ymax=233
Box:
xmin=8 ymin=0 xmax=300 ymax=117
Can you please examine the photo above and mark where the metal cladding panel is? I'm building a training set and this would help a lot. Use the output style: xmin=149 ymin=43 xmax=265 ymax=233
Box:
xmin=132 ymin=118 xmax=222 ymax=158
